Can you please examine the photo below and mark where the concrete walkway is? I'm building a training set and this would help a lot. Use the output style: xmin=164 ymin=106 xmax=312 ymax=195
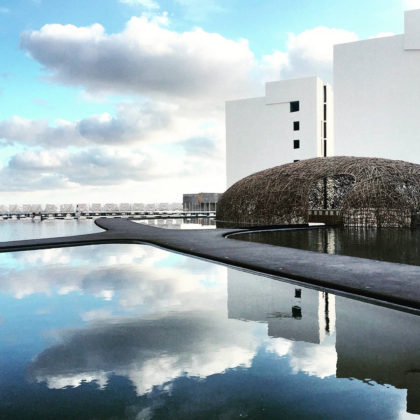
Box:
xmin=0 ymin=217 xmax=419 ymax=311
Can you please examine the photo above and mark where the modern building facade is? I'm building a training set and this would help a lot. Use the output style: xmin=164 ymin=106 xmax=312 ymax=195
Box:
xmin=182 ymin=192 xmax=222 ymax=211
xmin=226 ymin=77 xmax=333 ymax=188
xmin=334 ymin=9 xmax=420 ymax=162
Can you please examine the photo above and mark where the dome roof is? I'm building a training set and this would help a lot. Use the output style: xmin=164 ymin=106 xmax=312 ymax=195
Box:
xmin=217 ymin=156 xmax=420 ymax=227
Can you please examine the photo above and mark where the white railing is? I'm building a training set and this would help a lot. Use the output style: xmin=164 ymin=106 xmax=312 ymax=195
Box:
xmin=0 ymin=203 xmax=217 ymax=216
xmin=60 ymin=204 xmax=74 ymax=213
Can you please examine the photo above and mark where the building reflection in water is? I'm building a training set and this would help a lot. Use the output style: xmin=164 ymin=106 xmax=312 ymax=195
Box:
xmin=228 ymin=269 xmax=335 ymax=345
xmin=335 ymin=297 xmax=420 ymax=415
xmin=227 ymin=268 xmax=420 ymax=415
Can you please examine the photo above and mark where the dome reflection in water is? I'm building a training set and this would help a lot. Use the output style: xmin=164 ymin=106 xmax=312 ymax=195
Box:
xmin=0 ymin=243 xmax=418 ymax=419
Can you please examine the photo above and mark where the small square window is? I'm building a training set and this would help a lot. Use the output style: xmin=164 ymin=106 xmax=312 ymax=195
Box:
xmin=295 ymin=288 xmax=302 ymax=298
xmin=293 ymin=140 xmax=300 ymax=149
xmin=292 ymin=305 xmax=302 ymax=319
xmin=290 ymin=101 xmax=300 ymax=112
xmin=293 ymin=121 xmax=300 ymax=131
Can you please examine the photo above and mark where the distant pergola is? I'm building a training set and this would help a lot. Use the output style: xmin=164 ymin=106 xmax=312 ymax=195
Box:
xmin=217 ymin=156 xmax=420 ymax=228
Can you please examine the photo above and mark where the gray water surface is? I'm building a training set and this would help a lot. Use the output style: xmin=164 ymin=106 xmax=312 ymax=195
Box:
xmin=0 ymin=218 xmax=104 ymax=242
xmin=0 ymin=242 xmax=418 ymax=419
xmin=232 ymin=227 xmax=420 ymax=266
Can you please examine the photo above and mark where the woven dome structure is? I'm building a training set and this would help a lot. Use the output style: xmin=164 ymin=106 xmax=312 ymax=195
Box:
xmin=217 ymin=156 xmax=420 ymax=227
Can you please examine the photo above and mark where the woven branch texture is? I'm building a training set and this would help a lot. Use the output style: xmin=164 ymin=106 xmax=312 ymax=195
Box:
xmin=217 ymin=156 xmax=420 ymax=227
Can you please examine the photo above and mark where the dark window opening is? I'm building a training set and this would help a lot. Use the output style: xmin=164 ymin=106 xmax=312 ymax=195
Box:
xmin=290 ymin=101 xmax=300 ymax=112
xmin=293 ymin=140 xmax=300 ymax=149
xmin=324 ymin=104 xmax=327 ymax=121
xmin=323 ymin=85 xmax=327 ymax=103
xmin=295 ymin=288 xmax=302 ymax=298
xmin=324 ymin=122 xmax=327 ymax=138
xmin=293 ymin=159 xmax=300 ymax=162
xmin=293 ymin=121 xmax=300 ymax=131
xmin=292 ymin=305 xmax=302 ymax=319
xmin=324 ymin=139 xmax=327 ymax=157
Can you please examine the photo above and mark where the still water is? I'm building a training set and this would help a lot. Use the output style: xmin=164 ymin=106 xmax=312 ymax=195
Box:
xmin=134 ymin=217 xmax=216 ymax=229
xmin=232 ymin=227 xmax=420 ymax=266
xmin=0 ymin=219 xmax=103 ymax=242
xmin=0 ymin=238 xmax=418 ymax=419
xmin=0 ymin=221 xmax=419 ymax=418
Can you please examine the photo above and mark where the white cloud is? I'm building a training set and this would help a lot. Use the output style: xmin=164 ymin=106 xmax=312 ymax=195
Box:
xmin=0 ymin=244 xmax=228 ymax=311
xmin=0 ymin=147 xmax=161 ymax=191
xmin=21 ymin=19 xmax=355 ymax=101
xmin=0 ymin=102 xmax=176 ymax=147
xmin=20 ymin=16 xmax=258 ymax=103
xmin=12 ymin=18 xmax=361 ymax=202
xmin=402 ymin=0 xmax=420 ymax=10
xmin=119 ymin=0 xmax=160 ymax=10
xmin=288 ymin=336 xmax=337 ymax=379
xmin=263 ymin=27 xmax=358 ymax=83
xmin=27 ymin=311 xmax=260 ymax=395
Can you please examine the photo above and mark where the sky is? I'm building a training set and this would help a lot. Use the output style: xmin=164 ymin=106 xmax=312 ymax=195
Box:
xmin=0 ymin=0 xmax=419 ymax=205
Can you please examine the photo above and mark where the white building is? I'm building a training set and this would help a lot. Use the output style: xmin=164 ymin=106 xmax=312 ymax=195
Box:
xmin=334 ymin=9 xmax=420 ymax=162
xmin=226 ymin=77 xmax=334 ymax=188
xmin=227 ymin=268 xmax=335 ymax=344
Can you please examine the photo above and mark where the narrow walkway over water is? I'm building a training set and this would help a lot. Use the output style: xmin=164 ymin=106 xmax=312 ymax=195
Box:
xmin=0 ymin=218 xmax=419 ymax=311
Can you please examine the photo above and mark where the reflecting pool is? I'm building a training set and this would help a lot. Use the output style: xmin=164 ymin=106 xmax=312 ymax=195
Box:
xmin=0 ymin=219 xmax=104 ymax=242
xmin=134 ymin=217 xmax=216 ymax=229
xmin=0 ymin=243 xmax=418 ymax=419
xmin=232 ymin=227 xmax=420 ymax=266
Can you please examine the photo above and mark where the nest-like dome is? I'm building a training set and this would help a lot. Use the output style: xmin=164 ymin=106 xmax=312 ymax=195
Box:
xmin=217 ymin=156 xmax=420 ymax=227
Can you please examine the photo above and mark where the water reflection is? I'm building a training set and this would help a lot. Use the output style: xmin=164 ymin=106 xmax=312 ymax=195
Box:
xmin=0 ymin=245 xmax=418 ymax=418
xmin=228 ymin=269 xmax=420 ymax=415
xmin=27 ymin=311 xmax=259 ymax=395
xmin=0 ymin=218 xmax=104 ymax=242
xmin=134 ymin=217 xmax=216 ymax=229
xmin=233 ymin=227 xmax=420 ymax=266
xmin=335 ymin=299 xmax=420 ymax=415
xmin=228 ymin=269 xmax=336 ymax=344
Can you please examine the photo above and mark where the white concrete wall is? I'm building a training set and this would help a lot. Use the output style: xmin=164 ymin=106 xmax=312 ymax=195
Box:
xmin=226 ymin=77 xmax=332 ymax=188
xmin=334 ymin=9 xmax=420 ymax=163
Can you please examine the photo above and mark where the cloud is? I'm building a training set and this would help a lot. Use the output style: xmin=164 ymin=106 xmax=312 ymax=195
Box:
xmin=0 ymin=147 xmax=178 ymax=190
xmin=0 ymin=244 xmax=227 ymax=311
xmin=402 ymin=0 xmax=420 ymax=10
xmin=27 ymin=310 xmax=259 ymax=394
xmin=0 ymin=7 xmax=10 ymax=13
xmin=13 ymin=18 xmax=361 ymax=201
xmin=263 ymin=27 xmax=358 ymax=83
xmin=20 ymin=16 xmax=258 ymax=103
xmin=119 ymin=0 xmax=160 ymax=9
xmin=0 ymin=102 xmax=178 ymax=147
xmin=179 ymin=136 xmax=218 ymax=157
xmin=21 ymin=18 xmax=358 ymax=106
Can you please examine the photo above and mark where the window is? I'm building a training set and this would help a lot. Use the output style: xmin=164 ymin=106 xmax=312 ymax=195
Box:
xmin=295 ymin=288 xmax=302 ymax=298
xmin=292 ymin=305 xmax=302 ymax=319
xmin=293 ymin=121 xmax=300 ymax=131
xmin=293 ymin=140 xmax=300 ymax=149
xmin=293 ymin=159 xmax=300 ymax=163
xmin=323 ymin=85 xmax=327 ymax=103
xmin=324 ymin=104 xmax=327 ymax=121
xmin=290 ymin=101 xmax=299 ymax=112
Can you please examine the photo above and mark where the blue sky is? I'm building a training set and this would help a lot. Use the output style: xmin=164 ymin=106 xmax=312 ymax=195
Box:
xmin=0 ymin=0 xmax=417 ymax=204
